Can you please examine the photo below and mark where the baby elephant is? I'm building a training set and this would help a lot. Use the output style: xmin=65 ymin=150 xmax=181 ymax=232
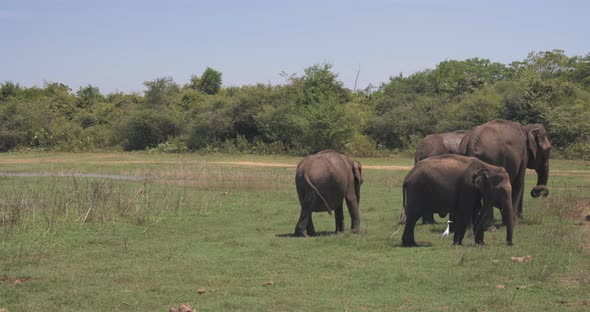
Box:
xmin=294 ymin=150 xmax=363 ymax=237
xmin=402 ymin=155 xmax=514 ymax=247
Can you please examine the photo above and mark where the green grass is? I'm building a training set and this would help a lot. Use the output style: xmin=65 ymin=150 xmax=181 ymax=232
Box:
xmin=1 ymin=152 xmax=589 ymax=311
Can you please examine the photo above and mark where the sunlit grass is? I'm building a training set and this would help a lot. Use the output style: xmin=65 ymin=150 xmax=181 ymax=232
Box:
xmin=0 ymin=152 xmax=588 ymax=311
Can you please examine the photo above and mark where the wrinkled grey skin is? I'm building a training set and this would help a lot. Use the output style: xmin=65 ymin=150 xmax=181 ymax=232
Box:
xmin=402 ymin=155 xmax=514 ymax=247
xmin=463 ymin=120 xmax=551 ymax=229
xmin=401 ymin=130 xmax=471 ymax=224
xmin=294 ymin=150 xmax=363 ymax=237
xmin=414 ymin=130 xmax=471 ymax=163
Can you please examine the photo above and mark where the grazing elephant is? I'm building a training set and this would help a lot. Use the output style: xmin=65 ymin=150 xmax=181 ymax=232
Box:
xmin=401 ymin=155 xmax=514 ymax=247
xmin=294 ymin=150 xmax=363 ymax=237
xmin=463 ymin=120 xmax=551 ymax=229
xmin=402 ymin=129 xmax=471 ymax=224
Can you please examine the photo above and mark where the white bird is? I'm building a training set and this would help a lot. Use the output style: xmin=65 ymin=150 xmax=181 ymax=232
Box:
xmin=441 ymin=220 xmax=453 ymax=239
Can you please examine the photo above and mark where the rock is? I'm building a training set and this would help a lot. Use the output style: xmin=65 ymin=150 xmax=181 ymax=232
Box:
xmin=178 ymin=303 xmax=192 ymax=312
xmin=511 ymin=255 xmax=533 ymax=263
xmin=496 ymin=284 xmax=506 ymax=289
xmin=262 ymin=281 xmax=274 ymax=286
xmin=198 ymin=288 xmax=206 ymax=295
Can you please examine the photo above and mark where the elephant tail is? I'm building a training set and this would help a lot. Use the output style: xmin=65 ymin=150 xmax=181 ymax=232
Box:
xmin=305 ymin=174 xmax=332 ymax=213
xmin=400 ymin=182 xmax=408 ymax=223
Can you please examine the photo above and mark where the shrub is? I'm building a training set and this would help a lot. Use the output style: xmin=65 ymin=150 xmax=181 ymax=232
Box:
xmin=117 ymin=109 xmax=182 ymax=151
xmin=153 ymin=137 xmax=188 ymax=153
xmin=561 ymin=140 xmax=590 ymax=160
xmin=0 ymin=130 xmax=21 ymax=151
xmin=342 ymin=133 xmax=377 ymax=157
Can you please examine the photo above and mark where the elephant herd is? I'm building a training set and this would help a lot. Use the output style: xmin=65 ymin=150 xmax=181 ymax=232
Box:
xmin=293 ymin=119 xmax=552 ymax=247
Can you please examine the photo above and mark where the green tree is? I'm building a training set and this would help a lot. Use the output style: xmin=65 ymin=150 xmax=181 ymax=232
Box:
xmin=0 ymin=81 xmax=22 ymax=102
xmin=75 ymin=85 xmax=103 ymax=109
xmin=191 ymin=67 xmax=222 ymax=95
xmin=143 ymin=77 xmax=180 ymax=108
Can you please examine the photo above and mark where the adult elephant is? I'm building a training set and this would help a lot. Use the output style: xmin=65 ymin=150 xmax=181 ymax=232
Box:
xmin=463 ymin=119 xmax=551 ymax=230
xmin=294 ymin=150 xmax=363 ymax=237
xmin=402 ymin=155 xmax=514 ymax=247
xmin=414 ymin=130 xmax=471 ymax=163
xmin=401 ymin=129 xmax=471 ymax=224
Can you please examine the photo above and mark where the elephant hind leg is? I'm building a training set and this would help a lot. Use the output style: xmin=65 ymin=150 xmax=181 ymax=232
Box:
xmin=402 ymin=211 xmax=420 ymax=247
xmin=307 ymin=213 xmax=316 ymax=237
xmin=344 ymin=194 xmax=361 ymax=234
xmin=294 ymin=194 xmax=314 ymax=237
xmin=335 ymin=201 xmax=344 ymax=233
xmin=421 ymin=213 xmax=437 ymax=224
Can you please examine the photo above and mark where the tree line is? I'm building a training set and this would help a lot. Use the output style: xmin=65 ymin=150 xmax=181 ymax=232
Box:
xmin=1 ymin=50 xmax=589 ymax=159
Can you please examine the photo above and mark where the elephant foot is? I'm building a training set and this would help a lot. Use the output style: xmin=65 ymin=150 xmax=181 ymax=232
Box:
xmin=293 ymin=231 xmax=308 ymax=237
xmin=402 ymin=241 xmax=418 ymax=247
xmin=475 ymin=240 xmax=485 ymax=245
xmin=351 ymin=227 xmax=361 ymax=234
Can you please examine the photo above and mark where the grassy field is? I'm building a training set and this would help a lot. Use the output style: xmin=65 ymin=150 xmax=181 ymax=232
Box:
xmin=0 ymin=152 xmax=589 ymax=311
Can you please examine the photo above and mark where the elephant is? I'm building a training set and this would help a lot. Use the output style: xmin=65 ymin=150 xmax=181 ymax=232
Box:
xmin=401 ymin=154 xmax=514 ymax=247
xmin=414 ymin=130 xmax=471 ymax=163
xmin=462 ymin=120 xmax=551 ymax=230
xmin=294 ymin=150 xmax=363 ymax=237
xmin=401 ymin=129 xmax=471 ymax=224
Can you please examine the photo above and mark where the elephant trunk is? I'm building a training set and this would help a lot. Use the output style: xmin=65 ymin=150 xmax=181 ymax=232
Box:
xmin=531 ymin=161 xmax=549 ymax=198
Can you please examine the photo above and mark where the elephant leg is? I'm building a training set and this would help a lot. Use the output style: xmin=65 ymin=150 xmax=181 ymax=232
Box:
xmin=402 ymin=211 xmax=420 ymax=247
xmin=472 ymin=201 xmax=486 ymax=244
xmin=481 ymin=198 xmax=496 ymax=231
xmin=335 ymin=201 xmax=344 ymax=233
xmin=513 ymin=170 xmax=526 ymax=220
xmin=399 ymin=210 xmax=407 ymax=224
xmin=307 ymin=213 xmax=316 ymax=237
xmin=421 ymin=213 xmax=437 ymax=225
xmin=344 ymin=194 xmax=361 ymax=234
xmin=453 ymin=214 xmax=468 ymax=246
xmin=294 ymin=195 xmax=314 ymax=237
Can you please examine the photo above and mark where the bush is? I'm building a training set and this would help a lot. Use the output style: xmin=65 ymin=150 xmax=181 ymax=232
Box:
xmin=152 ymin=137 xmax=188 ymax=153
xmin=561 ymin=140 xmax=590 ymax=160
xmin=342 ymin=133 xmax=377 ymax=157
xmin=0 ymin=131 xmax=21 ymax=152
xmin=117 ymin=109 xmax=182 ymax=151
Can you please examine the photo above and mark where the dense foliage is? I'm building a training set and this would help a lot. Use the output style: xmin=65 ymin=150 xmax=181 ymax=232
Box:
xmin=1 ymin=50 xmax=589 ymax=158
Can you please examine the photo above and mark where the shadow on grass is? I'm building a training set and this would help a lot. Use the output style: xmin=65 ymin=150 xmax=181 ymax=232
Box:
xmin=275 ymin=231 xmax=338 ymax=238
xmin=389 ymin=241 xmax=434 ymax=248
xmin=427 ymin=223 xmax=505 ymax=233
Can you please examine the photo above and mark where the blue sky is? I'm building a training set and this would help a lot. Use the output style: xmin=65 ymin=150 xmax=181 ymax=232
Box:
xmin=1 ymin=0 xmax=588 ymax=94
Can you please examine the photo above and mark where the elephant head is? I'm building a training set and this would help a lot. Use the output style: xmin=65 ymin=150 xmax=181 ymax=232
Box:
xmin=472 ymin=167 xmax=514 ymax=245
xmin=524 ymin=124 xmax=551 ymax=198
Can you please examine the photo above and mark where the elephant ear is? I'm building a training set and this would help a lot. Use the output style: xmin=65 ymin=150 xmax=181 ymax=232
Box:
xmin=472 ymin=168 xmax=490 ymax=193
xmin=527 ymin=128 xmax=540 ymax=161
xmin=352 ymin=161 xmax=363 ymax=185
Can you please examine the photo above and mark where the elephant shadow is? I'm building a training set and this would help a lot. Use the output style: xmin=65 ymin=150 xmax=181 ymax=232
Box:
xmin=390 ymin=241 xmax=433 ymax=248
xmin=275 ymin=231 xmax=338 ymax=238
